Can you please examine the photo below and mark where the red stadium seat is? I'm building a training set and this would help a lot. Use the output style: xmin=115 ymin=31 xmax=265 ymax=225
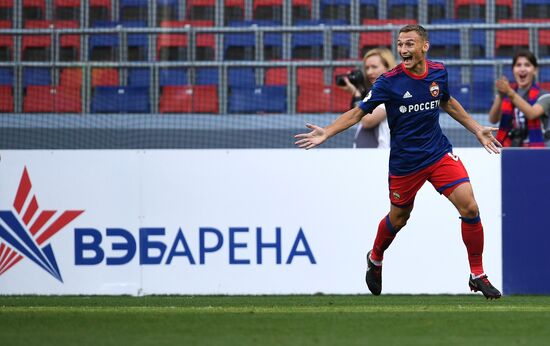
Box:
xmin=0 ymin=20 xmax=12 ymax=60
xmin=0 ymin=0 xmax=12 ymax=20
xmin=499 ymin=19 xmax=550 ymax=57
xmin=23 ymin=0 xmax=45 ymax=21
xmin=225 ymin=0 xmax=245 ymax=24
xmin=89 ymin=0 xmax=111 ymax=24
xmin=455 ymin=0 xmax=512 ymax=21
xmin=265 ymin=67 xmax=287 ymax=85
xmin=330 ymin=85 xmax=352 ymax=113
xmin=495 ymin=21 xmax=529 ymax=57
xmin=292 ymin=0 xmax=311 ymax=23
xmin=297 ymin=67 xmax=324 ymax=86
xmin=0 ymin=85 xmax=13 ymax=112
xmin=539 ymin=82 xmax=550 ymax=91
xmin=359 ymin=19 xmax=416 ymax=57
xmin=297 ymin=84 xmax=331 ymax=113
xmin=92 ymin=68 xmax=119 ymax=86
xmin=59 ymin=68 xmax=82 ymax=88
xmin=22 ymin=20 xmax=80 ymax=60
xmin=23 ymin=85 xmax=81 ymax=113
xmin=254 ymin=0 xmax=283 ymax=22
xmin=187 ymin=0 xmax=215 ymax=21
xmin=159 ymin=85 xmax=218 ymax=113
xmin=157 ymin=20 xmax=215 ymax=61
xmin=54 ymin=0 xmax=80 ymax=20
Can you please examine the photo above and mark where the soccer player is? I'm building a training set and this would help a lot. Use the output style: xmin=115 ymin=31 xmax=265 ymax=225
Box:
xmin=294 ymin=24 xmax=502 ymax=299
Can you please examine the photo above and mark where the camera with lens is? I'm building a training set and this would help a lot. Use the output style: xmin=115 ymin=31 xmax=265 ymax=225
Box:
xmin=507 ymin=128 xmax=528 ymax=147
xmin=335 ymin=69 xmax=365 ymax=87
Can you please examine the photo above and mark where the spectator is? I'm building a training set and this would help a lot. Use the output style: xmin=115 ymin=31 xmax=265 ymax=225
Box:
xmin=489 ymin=50 xmax=550 ymax=147
xmin=337 ymin=48 xmax=396 ymax=148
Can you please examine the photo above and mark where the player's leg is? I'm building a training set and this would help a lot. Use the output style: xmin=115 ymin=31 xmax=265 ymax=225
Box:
xmin=366 ymin=169 xmax=427 ymax=295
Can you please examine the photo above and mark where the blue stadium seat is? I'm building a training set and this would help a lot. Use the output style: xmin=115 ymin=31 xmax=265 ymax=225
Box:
xmin=157 ymin=0 xmax=178 ymax=23
xmin=449 ymin=83 xmax=471 ymax=111
xmin=0 ymin=67 xmax=13 ymax=85
xmin=472 ymin=66 xmax=495 ymax=83
xmin=195 ymin=68 xmax=218 ymax=85
xmin=320 ymin=0 xmax=351 ymax=23
xmin=445 ymin=66 xmax=462 ymax=84
xmin=228 ymin=67 xmax=255 ymax=87
xmin=120 ymin=0 xmax=148 ymax=22
xmin=225 ymin=20 xmax=282 ymax=60
xmin=471 ymin=81 xmax=494 ymax=112
xmin=360 ymin=0 xmax=378 ymax=19
xmin=540 ymin=66 xmax=550 ymax=83
xmin=91 ymin=86 xmax=150 ymax=113
xmin=388 ymin=0 xmax=418 ymax=19
xmin=128 ymin=68 xmax=150 ymax=87
xmin=428 ymin=0 xmax=446 ymax=22
xmin=90 ymin=21 xmax=148 ymax=61
xmin=23 ymin=67 xmax=51 ymax=86
xmin=228 ymin=86 xmax=286 ymax=113
xmin=522 ymin=0 xmax=550 ymax=19
xmin=292 ymin=20 xmax=350 ymax=59
xmin=429 ymin=20 xmax=485 ymax=58
xmin=160 ymin=68 xmax=188 ymax=86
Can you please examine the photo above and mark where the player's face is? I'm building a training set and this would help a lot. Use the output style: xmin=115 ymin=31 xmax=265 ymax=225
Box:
xmin=364 ymin=55 xmax=388 ymax=84
xmin=397 ymin=31 xmax=429 ymax=74
xmin=513 ymin=56 xmax=537 ymax=89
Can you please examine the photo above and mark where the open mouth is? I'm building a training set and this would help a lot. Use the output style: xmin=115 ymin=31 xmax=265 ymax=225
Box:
xmin=402 ymin=56 xmax=413 ymax=64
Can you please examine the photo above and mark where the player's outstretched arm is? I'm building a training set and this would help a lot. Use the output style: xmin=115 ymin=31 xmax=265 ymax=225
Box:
xmin=294 ymin=107 xmax=365 ymax=149
xmin=441 ymin=97 xmax=502 ymax=154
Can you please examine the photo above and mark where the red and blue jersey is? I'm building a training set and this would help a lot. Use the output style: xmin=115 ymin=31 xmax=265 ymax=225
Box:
xmin=358 ymin=60 xmax=453 ymax=176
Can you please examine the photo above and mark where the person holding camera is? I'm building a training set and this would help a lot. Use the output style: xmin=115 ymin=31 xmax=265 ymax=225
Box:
xmin=489 ymin=50 xmax=550 ymax=147
xmin=336 ymin=48 xmax=397 ymax=148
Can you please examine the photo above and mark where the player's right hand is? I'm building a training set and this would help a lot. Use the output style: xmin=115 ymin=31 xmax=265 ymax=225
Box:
xmin=294 ymin=123 xmax=328 ymax=149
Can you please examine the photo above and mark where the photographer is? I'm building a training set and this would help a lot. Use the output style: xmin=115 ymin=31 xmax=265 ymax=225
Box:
xmin=489 ymin=50 xmax=550 ymax=147
xmin=336 ymin=48 xmax=397 ymax=148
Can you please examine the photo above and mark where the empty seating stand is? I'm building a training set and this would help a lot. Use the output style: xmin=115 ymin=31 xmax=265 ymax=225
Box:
xmin=0 ymin=0 xmax=13 ymax=20
xmin=455 ymin=0 xmax=512 ymax=21
xmin=23 ymin=85 xmax=81 ymax=113
xmin=292 ymin=20 xmax=350 ymax=60
xmin=23 ymin=0 xmax=45 ymax=22
xmin=157 ymin=20 xmax=215 ymax=61
xmin=359 ymin=19 xmax=416 ymax=56
xmin=254 ymin=0 xmax=283 ymax=23
xmin=0 ymin=20 xmax=12 ymax=61
xmin=228 ymin=85 xmax=286 ymax=113
xmin=89 ymin=0 xmax=111 ymax=25
xmin=388 ymin=0 xmax=418 ymax=20
xmin=54 ymin=0 xmax=80 ymax=21
xmin=187 ymin=0 xmax=215 ymax=21
xmin=120 ymin=0 xmax=148 ymax=22
xmin=91 ymin=86 xmax=150 ymax=113
xmin=523 ymin=0 xmax=550 ymax=19
xmin=320 ymin=0 xmax=351 ymax=23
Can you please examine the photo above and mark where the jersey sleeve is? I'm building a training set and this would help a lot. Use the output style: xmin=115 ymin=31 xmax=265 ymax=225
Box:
xmin=357 ymin=76 xmax=390 ymax=114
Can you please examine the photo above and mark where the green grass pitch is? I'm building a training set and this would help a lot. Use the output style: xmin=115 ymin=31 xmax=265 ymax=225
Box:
xmin=1 ymin=295 xmax=550 ymax=346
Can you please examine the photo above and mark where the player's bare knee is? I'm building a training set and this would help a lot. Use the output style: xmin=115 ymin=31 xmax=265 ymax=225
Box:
xmin=459 ymin=201 xmax=479 ymax=219
xmin=393 ymin=214 xmax=410 ymax=230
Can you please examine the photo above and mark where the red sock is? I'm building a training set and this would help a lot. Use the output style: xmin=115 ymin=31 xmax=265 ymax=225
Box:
xmin=461 ymin=216 xmax=484 ymax=276
xmin=371 ymin=215 xmax=397 ymax=262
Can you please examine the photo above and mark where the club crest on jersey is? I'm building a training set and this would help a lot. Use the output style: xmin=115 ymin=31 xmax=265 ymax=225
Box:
xmin=429 ymin=82 xmax=440 ymax=97
xmin=392 ymin=191 xmax=401 ymax=200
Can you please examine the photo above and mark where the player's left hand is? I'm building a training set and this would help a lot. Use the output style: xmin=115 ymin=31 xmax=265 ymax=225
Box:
xmin=477 ymin=127 xmax=502 ymax=154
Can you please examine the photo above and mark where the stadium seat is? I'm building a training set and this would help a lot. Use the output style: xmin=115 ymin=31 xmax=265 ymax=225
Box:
xmin=540 ymin=66 xmax=550 ymax=83
xmin=54 ymin=0 xmax=80 ymax=21
xmin=264 ymin=67 xmax=287 ymax=85
xmin=388 ymin=0 xmax=417 ymax=20
xmin=522 ymin=0 xmax=550 ymax=19
xmin=330 ymin=85 xmax=352 ymax=112
xmin=445 ymin=65 xmax=462 ymax=84
xmin=539 ymin=82 xmax=550 ymax=91
xmin=22 ymin=20 xmax=53 ymax=61
xmin=159 ymin=85 xmax=218 ymax=113
xmin=292 ymin=20 xmax=350 ymax=60
xmin=0 ymin=85 xmax=13 ymax=112
xmin=228 ymin=67 xmax=255 ymax=87
xmin=128 ymin=68 xmax=150 ymax=87
xmin=254 ymin=0 xmax=283 ymax=23
xmin=225 ymin=0 xmax=245 ymax=25
xmin=59 ymin=68 xmax=82 ymax=88
xmin=160 ymin=68 xmax=188 ymax=86
xmin=471 ymin=80 xmax=494 ymax=112
xmin=320 ymin=0 xmax=351 ymax=24
xmin=187 ymin=0 xmax=215 ymax=21
xmin=157 ymin=0 xmax=178 ymax=24
xmin=359 ymin=19 xmax=416 ymax=57
xmin=455 ymin=0 xmax=512 ymax=21
xmin=0 ymin=67 xmax=13 ymax=85
xmin=89 ymin=0 xmax=111 ymax=25
xmin=225 ymin=20 xmax=282 ymax=60
xmin=157 ymin=20 xmax=215 ymax=61
xmin=428 ymin=0 xmax=446 ymax=22
xmin=90 ymin=21 xmax=148 ymax=61
xmin=292 ymin=0 xmax=311 ymax=23
xmin=195 ymin=67 xmax=218 ymax=85
xmin=23 ymin=0 xmax=45 ymax=22
xmin=120 ymin=0 xmax=148 ymax=22
xmin=91 ymin=86 xmax=150 ymax=113
xmin=428 ymin=22 xmax=485 ymax=59
xmin=0 ymin=20 xmax=12 ymax=61
xmin=297 ymin=84 xmax=331 ymax=113
xmin=297 ymin=67 xmax=324 ymax=86
xmin=499 ymin=19 xmax=550 ymax=57
xmin=23 ymin=67 xmax=51 ymax=86
xmin=23 ymin=85 xmax=81 ymax=113
xmin=0 ymin=1 xmax=12 ymax=20
xmin=495 ymin=28 xmax=528 ymax=58
xmin=228 ymin=86 xmax=286 ymax=113
xmin=449 ymin=83 xmax=471 ymax=111
xmin=360 ymin=0 xmax=378 ymax=20
xmin=92 ymin=68 xmax=119 ymax=86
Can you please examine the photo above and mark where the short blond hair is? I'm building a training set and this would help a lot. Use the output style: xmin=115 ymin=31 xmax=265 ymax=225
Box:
xmin=363 ymin=48 xmax=397 ymax=70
